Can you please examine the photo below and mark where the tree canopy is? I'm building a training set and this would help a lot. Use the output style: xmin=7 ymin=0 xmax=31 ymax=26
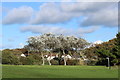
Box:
xmin=24 ymin=33 xmax=89 ymax=65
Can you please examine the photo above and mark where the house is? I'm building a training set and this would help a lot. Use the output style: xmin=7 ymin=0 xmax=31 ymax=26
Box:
xmin=44 ymin=54 xmax=58 ymax=60
xmin=45 ymin=54 xmax=73 ymax=61
xmin=61 ymin=55 xmax=72 ymax=59
xmin=21 ymin=53 xmax=26 ymax=57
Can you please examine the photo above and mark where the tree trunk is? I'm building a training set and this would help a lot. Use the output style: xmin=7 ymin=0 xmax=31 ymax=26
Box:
xmin=48 ymin=52 xmax=52 ymax=65
xmin=58 ymin=54 xmax=61 ymax=65
xmin=63 ymin=50 xmax=67 ymax=66
xmin=41 ymin=53 xmax=45 ymax=65
xmin=58 ymin=59 xmax=61 ymax=65
xmin=28 ymin=50 xmax=29 ymax=56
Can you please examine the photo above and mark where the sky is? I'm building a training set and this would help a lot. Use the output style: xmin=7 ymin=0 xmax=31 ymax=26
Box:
xmin=0 ymin=2 xmax=118 ymax=49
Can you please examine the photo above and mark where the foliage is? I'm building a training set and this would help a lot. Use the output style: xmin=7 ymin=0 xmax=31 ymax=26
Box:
xmin=2 ymin=49 xmax=21 ymax=65
xmin=67 ymin=59 xmax=79 ymax=65
xmin=20 ymin=54 xmax=42 ymax=65
xmin=84 ymin=33 xmax=120 ymax=66
xmin=116 ymin=32 xmax=120 ymax=65
xmin=2 ymin=49 xmax=43 ymax=65
xmin=2 ymin=33 xmax=119 ymax=66
xmin=25 ymin=33 xmax=89 ymax=65
xmin=50 ymin=59 xmax=59 ymax=65
xmin=87 ymin=60 xmax=97 ymax=66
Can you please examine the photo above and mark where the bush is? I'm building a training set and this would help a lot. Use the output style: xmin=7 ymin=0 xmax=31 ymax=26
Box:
xmin=67 ymin=59 xmax=79 ymax=65
xmin=87 ymin=60 xmax=97 ymax=66
xmin=111 ymin=59 xmax=118 ymax=66
xmin=2 ymin=49 xmax=43 ymax=65
xmin=20 ymin=54 xmax=42 ymax=65
xmin=20 ymin=56 xmax=34 ymax=65
xmin=2 ymin=50 xmax=21 ymax=65
xmin=30 ymin=54 xmax=42 ymax=65
xmin=51 ymin=59 xmax=59 ymax=65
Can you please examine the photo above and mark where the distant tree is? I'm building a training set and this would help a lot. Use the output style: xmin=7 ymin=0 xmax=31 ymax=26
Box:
xmin=116 ymin=32 xmax=120 ymax=55
xmin=116 ymin=32 xmax=120 ymax=64
xmin=84 ymin=36 xmax=119 ymax=66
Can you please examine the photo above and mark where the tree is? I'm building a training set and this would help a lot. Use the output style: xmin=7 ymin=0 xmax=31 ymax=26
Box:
xmin=83 ymin=37 xmax=119 ymax=66
xmin=76 ymin=38 xmax=90 ymax=61
xmin=57 ymin=35 xmax=70 ymax=65
xmin=116 ymin=32 xmax=120 ymax=65
xmin=41 ymin=33 xmax=59 ymax=65
xmin=57 ymin=35 xmax=89 ymax=65
xmin=25 ymin=36 xmax=45 ymax=65
xmin=25 ymin=33 xmax=89 ymax=66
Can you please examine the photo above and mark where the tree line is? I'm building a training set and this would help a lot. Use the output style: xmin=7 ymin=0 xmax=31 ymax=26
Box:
xmin=1 ymin=32 xmax=120 ymax=66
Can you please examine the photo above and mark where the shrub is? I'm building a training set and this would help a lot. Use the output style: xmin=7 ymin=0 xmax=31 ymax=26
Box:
xmin=67 ymin=59 xmax=79 ymax=65
xmin=30 ymin=54 xmax=42 ymax=65
xmin=2 ymin=50 xmax=21 ymax=65
xmin=51 ymin=59 xmax=59 ymax=65
xmin=111 ymin=59 xmax=118 ymax=66
xmin=2 ymin=49 xmax=43 ymax=65
xmin=20 ymin=56 xmax=34 ymax=65
xmin=20 ymin=54 xmax=42 ymax=65
xmin=87 ymin=60 xmax=97 ymax=66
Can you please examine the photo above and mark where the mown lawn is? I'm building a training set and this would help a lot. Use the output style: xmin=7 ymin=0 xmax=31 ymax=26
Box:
xmin=2 ymin=65 xmax=118 ymax=78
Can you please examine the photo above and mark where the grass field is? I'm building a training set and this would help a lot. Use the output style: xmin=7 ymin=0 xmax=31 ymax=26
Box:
xmin=2 ymin=65 xmax=118 ymax=78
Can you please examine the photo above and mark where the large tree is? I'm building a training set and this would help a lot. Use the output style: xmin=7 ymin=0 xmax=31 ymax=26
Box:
xmin=25 ymin=33 xmax=89 ymax=65
xmin=57 ymin=35 xmax=89 ymax=65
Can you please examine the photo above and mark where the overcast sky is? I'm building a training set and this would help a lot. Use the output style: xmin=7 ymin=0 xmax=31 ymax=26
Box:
xmin=1 ymin=2 xmax=118 ymax=49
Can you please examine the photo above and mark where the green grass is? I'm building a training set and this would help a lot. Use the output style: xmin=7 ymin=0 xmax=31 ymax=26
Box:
xmin=2 ymin=65 xmax=118 ymax=78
